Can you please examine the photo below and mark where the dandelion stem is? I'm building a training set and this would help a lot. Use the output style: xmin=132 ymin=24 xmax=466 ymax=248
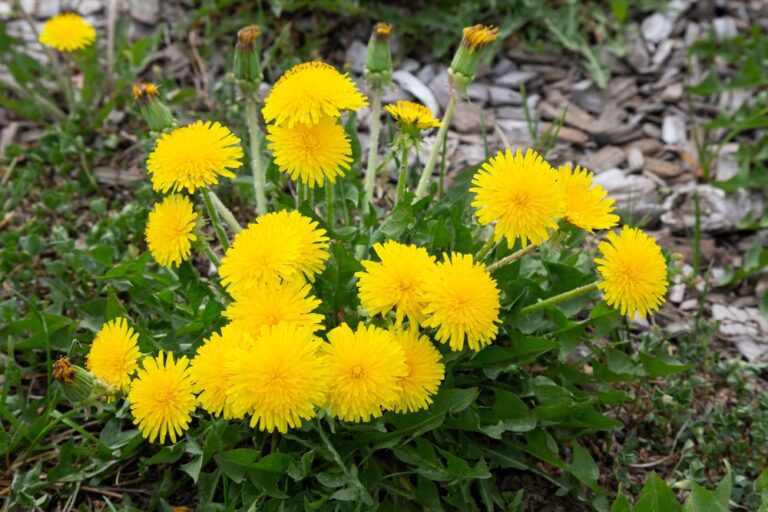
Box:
xmin=201 ymin=188 xmax=230 ymax=252
xmin=363 ymin=90 xmax=383 ymax=215
xmin=315 ymin=418 xmax=372 ymax=502
xmin=325 ymin=180 xmax=335 ymax=226
xmin=395 ymin=145 xmax=409 ymax=205
xmin=199 ymin=239 xmax=221 ymax=268
xmin=245 ymin=99 xmax=268 ymax=216
xmin=415 ymin=92 xmax=458 ymax=199
xmin=475 ymin=236 xmax=497 ymax=261
xmin=485 ymin=244 xmax=538 ymax=273
xmin=208 ymin=189 xmax=243 ymax=233
xmin=518 ymin=281 xmax=600 ymax=316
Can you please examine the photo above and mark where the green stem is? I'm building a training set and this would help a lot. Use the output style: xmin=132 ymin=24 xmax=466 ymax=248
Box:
xmin=475 ymin=236 xmax=497 ymax=261
xmin=414 ymin=92 xmax=458 ymax=199
xmin=485 ymin=244 xmax=538 ymax=273
xmin=518 ymin=281 xmax=600 ymax=316
xmin=245 ymin=99 xmax=268 ymax=216
xmin=199 ymin=239 xmax=221 ymax=268
xmin=395 ymin=145 xmax=409 ymax=205
xmin=325 ymin=180 xmax=335 ymax=226
xmin=314 ymin=418 xmax=372 ymax=503
xmin=0 ymin=76 xmax=66 ymax=122
xmin=363 ymin=90 xmax=383 ymax=215
xmin=208 ymin=189 xmax=243 ymax=233
xmin=201 ymin=188 xmax=230 ymax=252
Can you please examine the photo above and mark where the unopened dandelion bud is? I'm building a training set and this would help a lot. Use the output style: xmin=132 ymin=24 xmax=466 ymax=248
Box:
xmin=233 ymin=25 xmax=263 ymax=86
xmin=133 ymin=82 xmax=175 ymax=132
xmin=448 ymin=24 xmax=499 ymax=94
xmin=364 ymin=22 xmax=393 ymax=90
xmin=53 ymin=356 xmax=96 ymax=403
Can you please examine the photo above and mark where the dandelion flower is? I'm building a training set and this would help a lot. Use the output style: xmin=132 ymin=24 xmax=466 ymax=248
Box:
xmin=189 ymin=325 xmax=253 ymax=419
xmin=391 ymin=329 xmax=444 ymax=413
xmin=262 ymin=61 xmax=368 ymax=128
xmin=219 ymin=210 xmax=329 ymax=298
xmin=558 ymin=165 xmax=619 ymax=232
xmin=471 ymin=148 xmax=565 ymax=247
xmin=266 ymin=115 xmax=352 ymax=187
xmin=460 ymin=25 xmax=500 ymax=50
xmin=355 ymin=241 xmax=436 ymax=325
xmin=384 ymin=101 xmax=441 ymax=131
xmin=145 ymin=195 xmax=198 ymax=267
xmin=226 ymin=324 xmax=328 ymax=432
xmin=324 ymin=323 xmax=407 ymax=422
xmin=128 ymin=351 xmax=196 ymax=444
xmin=223 ymin=279 xmax=324 ymax=337
xmin=147 ymin=121 xmax=243 ymax=193
xmin=39 ymin=13 xmax=96 ymax=52
xmin=86 ymin=317 xmax=140 ymax=393
xmin=595 ymin=226 xmax=668 ymax=318
xmin=422 ymin=253 xmax=500 ymax=351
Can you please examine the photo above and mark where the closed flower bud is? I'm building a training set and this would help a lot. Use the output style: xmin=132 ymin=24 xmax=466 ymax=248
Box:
xmin=133 ymin=82 xmax=175 ymax=132
xmin=233 ymin=25 xmax=262 ymax=85
xmin=53 ymin=356 xmax=96 ymax=403
xmin=448 ymin=24 xmax=499 ymax=94
xmin=364 ymin=22 xmax=393 ymax=90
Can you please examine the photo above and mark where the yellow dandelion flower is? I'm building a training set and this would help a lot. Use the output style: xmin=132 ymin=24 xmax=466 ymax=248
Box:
xmin=226 ymin=324 xmax=328 ymax=432
xmin=558 ymin=165 xmax=619 ymax=232
xmin=145 ymin=195 xmax=198 ymax=268
xmin=373 ymin=22 xmax=392 ymax=38
xmin=355 ymin=241 xmax=436 ymax=325
xmin=324 ymin=323 xmax=407 ymax=422
xmin=39 ymin=13 xmax=96 ymax=52
xmin=86 ymin=317 xmax=140 ymax=393
xmin=422 ymin=253 xmax=500 ymax=352
xmin=219 ymin=210 xmax=329 ymax=299
xmin=595 ymin=226 xmax=668 ymax=318
xmin=128 ymin=351 xmax=197 ymax=444
xmin=147 ymin=121 xmax=243 ymax=193
xmin=471 ymin=148 xmax=566 ymax=247
xmin=132 ymin=82 xmax=160 ymax=100
xmin=384 ymin=101 xmax=441 ymax=131
xmin=223 ymin=279 xmax=324 ymax=337
xmin=189 ymin=324 xmax=253 ymax=419
xmin=461 ymin=24 xmax=500 ymax=51
xmin=262 ymin=61 xmax=368 ymax=128
xmin=266 ymin=115 xmax=352 ymax=187
xmin=391 ymin=329 xmax=444 ymax=413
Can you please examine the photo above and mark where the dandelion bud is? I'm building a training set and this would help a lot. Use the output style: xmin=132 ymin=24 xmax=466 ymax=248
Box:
xmin=448 ymin=24 xmax=499 ymax=94
xmin=53 ymin=356 xmax=96 ymax=403
xmin=364 ymin=22 xmax=393 ymax=90
xmin=233 ymin=25 xmax=263 ymax=85
xmin=133 ymin=82 xmax=175 ymax=132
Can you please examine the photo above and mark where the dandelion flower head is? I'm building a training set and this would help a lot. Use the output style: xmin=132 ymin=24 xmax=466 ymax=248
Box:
xmin=384 ymin=101 xmax=441 ymax=132
xmin=86 ymin=317 xmax=140 ymax=393
xmin=391 ymin=328 xmax=444 ymax=413
xmin=558 ymin=165 xmax=619 ymax=232
xmin=145 ymin=194 xmax=198 ymax=268
xmin=39 ymin=13 xmax=96 ymax=52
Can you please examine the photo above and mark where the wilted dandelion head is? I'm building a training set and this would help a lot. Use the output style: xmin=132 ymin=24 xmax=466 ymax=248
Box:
xmin=86 ymin=317 xmax=140 ymax=393
xmin=219 ymin=210 xmax=329 ymax=299
xmin=324 ymin=323 xmax=407 ymax=422
xmin=596 ymin=226 xmax=668 ymax=318
xmin=384 ymin=101 xmax=441 ymax=132
xmin=471 ymin=148 xmax=565 ymax=247
xmin=39 ymin=13 xmax=96 ymax=52
xmin=355 ymin=241 xmax=436 ymax=325
xmin=266 ymin=115 xmax=352 ymax=188
xmin=147 ymin=121 xmax=243 ymax=193
xmin=145 ymin=195 xmax=198 ymax=268
xmin=422 ymin=253 xmax=500 ymax=352
xmin=128 ymin=351 xmax=197 ymax=444
xmin=373 ymin=22 xmax=392 ymax=39
xmin=262 ymin=61 xmax=368 ymax=128
xmin=391 ymin=328 xmax=444 ymax=413
xmin=225 ymin=324 xmax=328 ymax=433
xmin=461 ymin=24 xmax=499 ymax=51
xmin=132 ymin=82 xmax=160 ymax=101
xmin=558 ymin=165 xmax=619 ymax=232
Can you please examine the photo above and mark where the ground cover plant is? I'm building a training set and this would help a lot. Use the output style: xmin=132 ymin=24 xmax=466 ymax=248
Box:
xmin=2 ymin=2 xmax=768 ymax=511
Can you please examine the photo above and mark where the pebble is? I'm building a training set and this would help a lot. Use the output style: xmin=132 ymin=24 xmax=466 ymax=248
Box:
xmin=713 ymin=16 xmax=738 ymax=40
xmin=392 ymin=70 xmax=440 ymax=116
xmin=487 ymin=85 xmax=522 ymax=106
xmin=344 ymin=40 xmax=367 ymax=74
xmin=661 ymin=83 xmax=684 ymax=102
xmin=627 ymin=147 xmax=645 ymax=171
xmin=130 ymin=0 xmax=159 ymax=25
xmin=582 ymin=145 xmax=626 ymax=172
xmin=496 ymin=70 xmax=536 ymax=87
xmin=35 ymin=0 xmax=59 ymax=18
xmin=428 ymin=70 xmax=450 ymax=109
xmin=641 ymin=12 xmax=675 ymax=43
xmin=661 ymin=115 xmax=687 ymax=144
xmin=645 ymin=157 xmax=682 ymax=178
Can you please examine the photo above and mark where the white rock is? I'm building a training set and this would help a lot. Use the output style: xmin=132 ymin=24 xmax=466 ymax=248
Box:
xmin=392 ymin=70 xmax=440 ymax=116
xmin=0 ymin=2 xmax=11 ymax=19
xmin=668 ymin=284 xmax=685 ymax=303
xmin=593 ymin=168 xmax=660 ymax=210
xmin=641 ymin=13 xmax=674 ymax=43
xmin=487 ymin=85 xmax=521 ymax=106
xmin=715 ymin=143 xmax=740 ymax=182
xmin=713 ymin=17 xmax=738 ymax=41
xmin=467 ymin=83 xmax=488 ymax=104
xmin=79 ymin=0 xmax=103 ymax=15
xmin=35 ymin=0 xmax=59 ymax=18
xmin=661 ymin=115 xmax=686 ymax=144
xmin=712 ymin=304 xmax=768 ymax=360
xmin=627 ymin=147 xmax=645 ymax=171
xmin=496 ymin=70 xmax=536 ymax=87
xmin=652 ymin=39 xmax=675 ymax=67
xmin=344 ymin=40 xmax=367 ymax=74
xmin=416 ymin=64 xmax=436 ymax=86
xmin=130 ymin=0 xmax=159 ymax=25
xmin=427 ymin=69 xmax=450 ymax=109
xmin=660 ymin=183 xmax=764 ymax=232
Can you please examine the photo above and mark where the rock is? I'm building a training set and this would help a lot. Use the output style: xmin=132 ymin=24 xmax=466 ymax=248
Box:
xmin=642 ymin=122 xmax=662 ymax=139
xmin=661 ymin=83 xmax=684 ymax=102
xmin=627 ymin=30 xmax=651 ymax=71
xmin=496 ymin=70 xmax=536 ymax=87
xmin=715 ymin=143 xmax=740 ymax=182
xmin=582 ymin=146 xmax=626 ymax=172
xmin=713 ymin=17 xmax=738 ymax=40
xmin=554 ymin=126 xmax=589 ymax=145
xmin=626 ymin=138 xmax=664 ymax=155
xmin=652 ymin=39 xmax=675 ymax=67
xmin=399 ymin=58 xmax=420 ymax=73
xmin=661 ymin=115 xmax=686 ymax=144
xmin=492 ymin=57 xmax=515 ymax=75
xmin=627 ymin=147 xmax=645 ymax=171
xmin=494 ymin=106 xmax=525 ymax=120
xmin=79 ymin=0 xmax=103 ymax=15
xmin=497 ymin=119 xmax=534 ymax=147
xmin=451 ymin=102 xmax=495 ymax=133
xmin=344 ymin=40 xmax=367 ymax=74
xmin=487 ymin=85 xmax=521 ymax=106
xmin=467 ymin=83 xmax=489 ymax=104
xmin=660 ymin=183 xmax=764 ymax=232
xmin=416 ymin=64 xmax=436 ymax=86
xmin=641 ymin=12 xmax=675 ymax=43
xmin=645 ymin=157 xmax=682 ymax=178
xmin=35 ymin=0 xmax=59 ymax=18
xmin=593 ymin=168 xmax=662 ymax=221
xmin=711 ymin=304 xmax=768 ymax=361
xmin=427 ymin=69 xmax=450 ymax=109
xmin=392 ymin=70 xmax=440 ymax=116
xmin=130 ymin=0 xmax=159 ymax=25
xmin=668 ymin=284 xmax=685 ymax=303
xmin=0 ymin=2 xmax=11 ymax=19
